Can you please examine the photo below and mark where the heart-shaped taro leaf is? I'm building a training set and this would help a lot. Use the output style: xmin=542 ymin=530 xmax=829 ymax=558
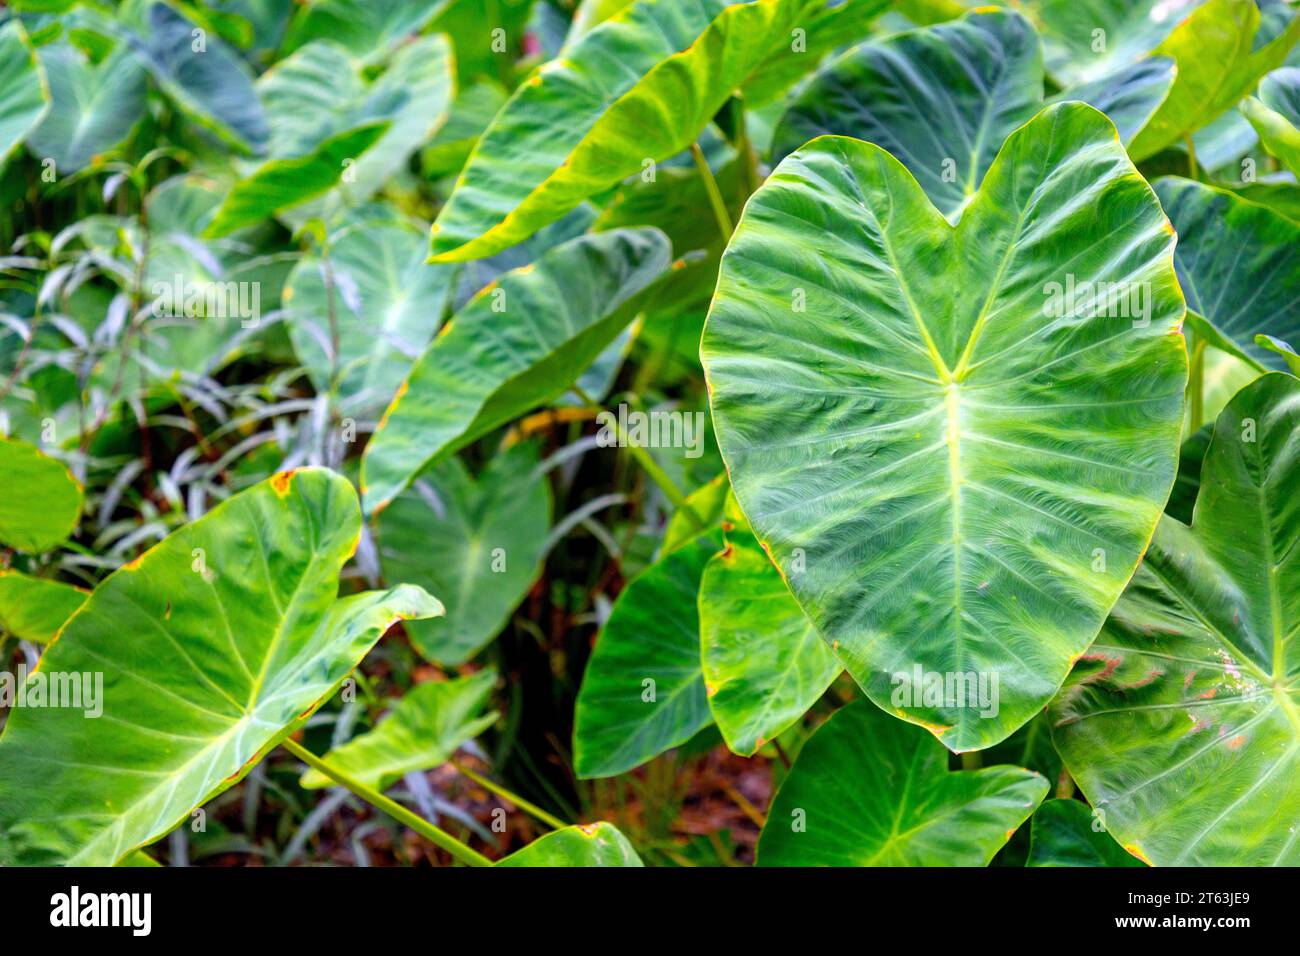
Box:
xmin=360 ymin=227 xmax=671 ymax=514
xmin=773 ymin=10 xmax=1173 ymax=219
xmin=27 ymin=41 xmax=146 ymax=174
xmin=496 ymin=822 xmax=644 ymax=866
xmin=285 ymin=214 xmax=458 ymax=417
xmin=700 ymin=493 xmax=839 ymax=756
xmin=301 ymin=670 xmax=498 ymax=790
xmin=378 ymin=442 xmax=552 ymax=666
xmin=702 ymin=102 xmax=1187 ymax=752
xmin=1051 ymin=373 xmax=1300 ymax=866
xmin=1156 ymin=176 xmax=1300 ymax=371
xmin=130 ymin=3 xmax=268 ymax=155
xmin=1025 ymin=798 xmax=1144 ymax=867
xmin=0 ymin=436 xmax=82 ymax=551
xmin=1241 ymin=66 xmax=1300 ymax=178
xmin=573 ymin=530 xmax=721 ymax=778
xmin=428 ymin=0 xmax=888 ymax=262
xmin=1126 ymin=0 xmax=1300 ymax=161
xmin=757 ymin=699 xmax=1048 ymax=865
xmin=0 ymin=571 xmax=86 ymax=644
xmin=0 ymin=21 xmax=50 ymax=167
xmin=0 ymin=468 xmax=441 ymax=865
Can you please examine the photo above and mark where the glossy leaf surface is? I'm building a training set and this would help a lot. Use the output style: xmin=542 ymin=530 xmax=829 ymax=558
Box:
xmin=1031 ymin=0 xmax=1190 ymax=85
xmin=757 ymin=700 xmax=1048 ymax=865
xmin=430 ymin=0 xmax=884 ymax=261
xmin=573 ymin=530 xmax=721 ymax=778
xmin=699 ymin=494 xmax=839 ymax=756
xmin=702 ymin=103 xmax=1187 ymax=751
xmin=0 ymin=469 xmax=441 ymax=865
xmin=1051 ymin=374 xmax=1300 ymax=865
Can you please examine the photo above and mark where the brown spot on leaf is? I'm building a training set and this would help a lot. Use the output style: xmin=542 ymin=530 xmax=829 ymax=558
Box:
xmin=270 ymin=469 xmax=296 ymax=496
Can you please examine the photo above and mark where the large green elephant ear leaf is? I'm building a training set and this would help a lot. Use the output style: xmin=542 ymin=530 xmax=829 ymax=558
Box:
xmin=0 ymin=21 xmax=50 ymax=167
xmin=1030 ymin=0 xmax=1187 ymax=85
xmin=700 ymin=493 xmax=839 ymax=756
xmin=0 ymin=437 xmax=82 ymax=551
xmin=0 ymin=571 xmax=87 ymax=644
xmin=496 ymin=822 xmax=644 ymax=866
xmin=301 ymin=670 xmax=498 ymax=790
xmin=1026 ymin=798 xmax=1145 ymax=867
xmin=27 ymin=41 xmax=147 ymax=174
xmin=203 ymin=122 xmax=388 ymax=238
xmin=1242 ymin=66 xmax=1300 ymax=177
xmin=378 ymin=442 xmax=552 ymax=666
xmin=1156 ymin=176 xmax=1300 ymax=371
xmin=130 ymin=2 xmax=269 ymax=155
xmin=573 ymin=530 xmax=722 ymax=779
xmin=1127 ymin=0 xmax=1300 ymax=161
xmin=360 ymin=227 xmax=671 ymax=513
xmin=757 ymin=700 xmax=1048 ymax=865
xmin=772 ymin=10 xmax=1171 ymax=220
xmin=701 ymin=102 xmax=1187 ymax=752
xmin=0 ymin=468 xmax=442 ymax=866
xmin=285 ymin=215 xmax=458 ymax=417
xmin=429 ymin=0 xmax=876 ymax=262
xmin=256 ymin=35 xmax=454 ymax=222
xmin=1051 ymin=373 xmax=1300 ymax=866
